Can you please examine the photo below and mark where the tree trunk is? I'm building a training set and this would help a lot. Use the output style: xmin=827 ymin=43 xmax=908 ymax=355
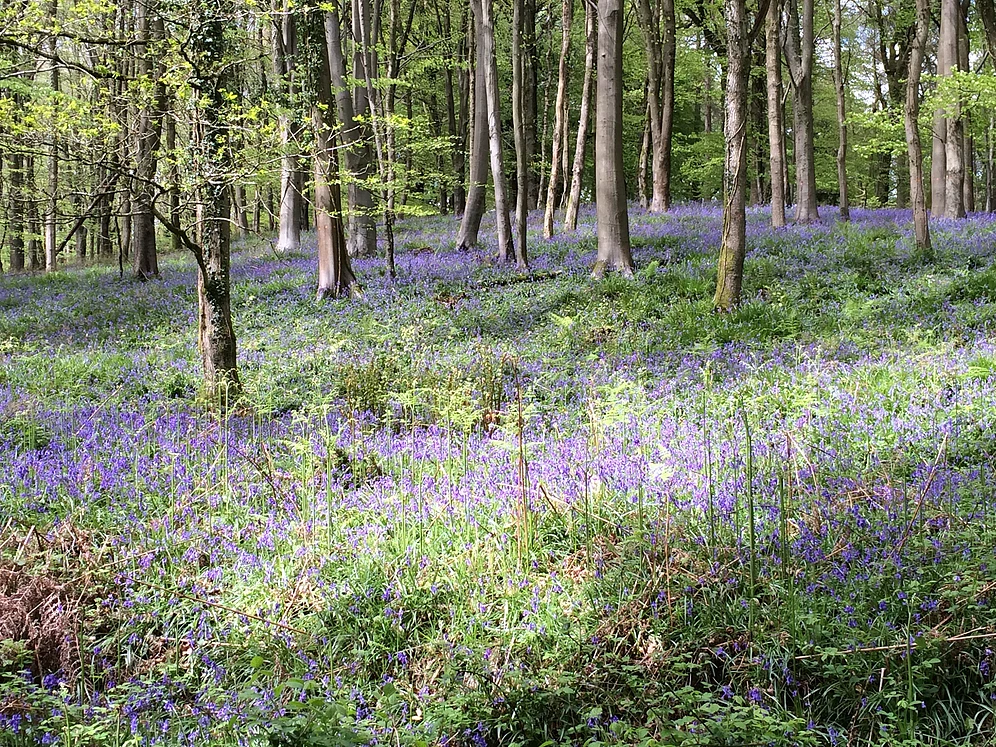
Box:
xmin=455 ymin=12 xmax=489 ymax=251
xmin=905 ymin=0 xmax=930 ymax=251
xmin=765 ymin=0 xmax=786 ymax=226
xmin=638 ymin=102 xmax=651 ymax=209
xmin=44 ymin=0 xmax=59 ymax=272
xmin=564 ymin=0 xmax=595 ymax=232
xmin=831 ymin=0 xmax=848 ymax=220
xmin=543 ymin=0 xmax=571 ymax=238
xmin=273 ymin=0 xmax=303 ymax=253
xmin=592 ymin=0 xmax=634 ymax=278
xmin=940 ymin=0 xmax=964 ymax=219
xmin=512 ymin=0 xmax=530 ymax=265
xmin=132 ymin=0 xmax=167 ymax=280
xmin=193 ymin=3 xmax=241 ymax=402
xmin=346 ymin=0 xmax=378 ymax=258
xmin=784 ymin=0 xmax=818 ymax=222
xmin=8 ymin=153 xmax=25 ymax=272
xmin=636 ymin=0 xmax=675 ymax=212
xmin=959 ymin=6 xmax=973 ymax=213
xmin=477 ymin=0 xmax=518 ymax=265
xmin=714 ymin=0 xmax=766 ymax=309
xmin=314 ymin=11 xmax=361 ymax=300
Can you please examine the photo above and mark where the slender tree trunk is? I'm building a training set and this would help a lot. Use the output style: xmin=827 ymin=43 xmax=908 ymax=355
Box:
xmin=959 ymin=7 xmax=973 ymax=213
xmin=132 ymin=0 xmax=167 ymax=279
xmin=274 ymin=0 xmax=303 ymax=252
xmin=592 ymin=0 xmax=633 ymax=278
xmin=543 ymin=0 xmax=571 ymax=238
xmin=906 ymin=0 xmax=930 ymax=251
xmin=939 ymin=0 xmax=965 ymax=219
xmin=192 ymin=3 xmax=241 ymax=402
xmin=715 ymin=0 xmax=767 ymax=309
xmin=636 ymin=0 xmax=675 ymax=212
xmin=564 ymin=0 xmax=595 ymax=232
xmin=512 ymin=0 xmax=530 ymax=265
xmin=987 ymin=115 xmax=995 ymax=212
xmin=476 ymin=0 xmax=517 ymax=265
xmin=784 ymin=0 xmax=818 ymax=222
xmin=346 ymin=0 xmax=378 ymax=258
xmin=638 ymin=103 xmax=651 ymax=209
xmin=765 ymin=0 xmax=785 ymax=226
xmin=44 ymin=0 xmax=59 ymax=272
xmin=28 ymin=159 xmax=41 ymax=270
xmin=455 ymin=12 xmax=488 ymax=251
xmin=8 ymin=153 xmax=25 ymax=271
xmin=831 ymin=0 xmax=848 ymax=220
xmin=315 ymin=10 xmax=361 ymax=299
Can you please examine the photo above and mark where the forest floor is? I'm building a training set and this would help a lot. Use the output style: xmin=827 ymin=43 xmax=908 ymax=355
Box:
xmin=3 ymin=203 xmax=996 ymax=746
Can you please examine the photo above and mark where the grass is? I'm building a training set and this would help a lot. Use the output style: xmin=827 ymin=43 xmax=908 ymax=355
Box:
xmin=2 ymin=203 xmax=996 ymax=746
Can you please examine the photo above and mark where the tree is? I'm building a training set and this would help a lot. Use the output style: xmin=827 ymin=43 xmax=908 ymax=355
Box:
xmin=831 ymin=0 xmax=849 ymax=221
xmin=272 ymin=0 xmax=303 ymax=253
xmin=542 ymin=0 xmax=571 ymax=238
xmin=714 ymin=0 xmax=769 ymax=310
xmin=132 ymin=0 xmax=168 ymax=280
xmin=455 ymin=8 xmax=488 ymax=251
xmin=765 ymin=0 xmax=786 ymax=227
xmin=564 ymin=0 xmax=595 ymax=232
xmin=314 ymin=8 xmax=361 ymax=298
xmin=592 ymin=0 xmax=634 ymax=278
xmin=784 ymin=0 xmax=818 ymax=222
xmin=905 ymin=0 xmax=930 ymax=250
xmin=476 ymin=0 xmax=518 ymax=265
xmin=635 ymin=0 xmax=676 ymax=212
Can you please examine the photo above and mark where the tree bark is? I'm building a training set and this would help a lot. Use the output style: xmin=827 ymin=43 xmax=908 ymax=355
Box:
xmin=635 ymin=0 xmax=675 ymax=212
xmin=543 ymin=0 xmax=571 ymax=238
xmin=783 ymin=0 xmax=818 ymax=222
xmin=714 ymin=0 xmax=750 ymax=309
xmin=512 ymin=0 xmax=530 ymax=263
xmin=192 ymin=1 xmax=241 ymax=402
xmin=273 ymin=0 xmax=303 ymax=253
xmin=905 ymin=0 xmax=930 ymax=251
xmin=8 ymin=153 xmax=25 ymax=272
xmin=940 ymin=0 xmax=964 ymax=219
xmin=132 ymin=0 xmax=167 ymax=279
xmin=765 ymin=0 xmax=785 ymax=226
xmin=455 ymin=10 xmax=488 ymax=251
xmin=315 ymin=10 xmax=361 ymax=299
xmin=564 ymin=0 xmax=595 ymax=232
xmin=592 ymin=0 xmax=634 ymax=278
xmin=346 ymin=0 xmax=379 ymax=258
xmin=831 ymin=0 xmax=848 ymax=220
xmin=44 ymin=0 xmax=59 ymax=272
xmin=477 ymin=0 xmax=518 ymax=265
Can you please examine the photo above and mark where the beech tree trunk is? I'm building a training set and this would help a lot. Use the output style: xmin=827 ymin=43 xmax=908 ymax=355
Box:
xmin=714 ymin=0 xmax=750 ymax=310
xmin=765 ymin=0 xmax=785 ymax=227
xmin=8 ymin=153 xmax=25 ymax=272
xmin=543 ymin=0 xmax=571 ymax=238
xmin=477 ymin=0 xmax=519 ymax=265
xmin=315 ymin=9 xmax=361 ymax=299
xmin=455 ymin=11 xmax=488 ymax=251
xmin=564 ymin=0 xmax=595 ymax=232
xmin=831 ymin=0 xmax=848 ymax=220
xmin=44 ymin=0 xmax=59 ymax=272
xmin=273 ymin=0 xmax=303 ymax=253
xmin=132 ymin=0 xmax=167 ymax=279
xmin=784 ymin=0 xmax=818 ymax=222
xmin=635 ymin=0 xmax=675 ymax=212
xmin=512 ymin=0 xmax=530 ymax=262
xmin=346 ymin=0 xmax=378 ymax=258
xmin=592 ymin=0 xmax=633 ymax=278
xmin=940 ymin=0 xmax=965 ymax=219
xmin=905 ymin=0 xmax=930 ymax=251
xmin=193 ymin=1 xmax=241 ymax=402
